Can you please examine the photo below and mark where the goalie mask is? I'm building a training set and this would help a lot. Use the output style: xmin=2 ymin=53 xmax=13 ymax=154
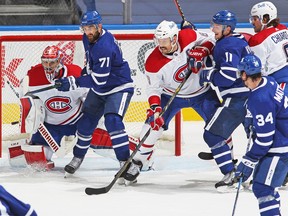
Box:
xmin=41 ymin=46 xmax=64 ymax=82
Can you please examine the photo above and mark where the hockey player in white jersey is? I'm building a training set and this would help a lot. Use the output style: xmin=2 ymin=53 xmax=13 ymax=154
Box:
xmin=131 ymin=20 xmax=225 ymax=178
xmin=249 ymin=1 xmax=288 ymax=93
xmin=19 ymin=45 xmax=87 ymax=170
xmin=234 ymin=54 xmax=288 ymax=216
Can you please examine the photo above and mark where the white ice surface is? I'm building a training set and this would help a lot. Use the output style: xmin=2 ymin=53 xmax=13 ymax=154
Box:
xmin=1 ymin=121 xmax=287 ymax=216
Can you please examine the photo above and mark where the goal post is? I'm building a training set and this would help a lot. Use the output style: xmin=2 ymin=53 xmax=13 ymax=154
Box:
xmin=0 ymin=33 xmax=182 ymax=158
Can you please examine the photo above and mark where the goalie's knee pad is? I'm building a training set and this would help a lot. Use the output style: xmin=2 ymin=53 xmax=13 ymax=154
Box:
xmin=21 ymin=144 xmax=54 ymax=171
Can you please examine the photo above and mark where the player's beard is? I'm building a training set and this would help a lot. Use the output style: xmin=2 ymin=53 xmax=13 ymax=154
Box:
xmin=87 ymin=31 xmax=101 ymax=43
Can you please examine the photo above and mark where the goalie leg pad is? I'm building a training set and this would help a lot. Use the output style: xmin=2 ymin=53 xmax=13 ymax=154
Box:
xmin=21 ymin=144 xmax=54 ymax=171
xmin=90 ymin=128 xmax=112 ymax=149
xmin=6 ymin=138 xmax=27 ymax=167
xmin=20 ymin=95 xmax=45 ymax=134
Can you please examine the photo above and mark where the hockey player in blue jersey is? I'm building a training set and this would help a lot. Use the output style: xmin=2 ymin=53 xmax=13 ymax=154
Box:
xmin=198 ymin=10 xmax=251 ymax=190
xmin=0 ymin=185 xmax=37 ymax=216
xmin=55 ymin=10 xmax=141 ymax=184
xmin=234 ymin=54 xmax=288 ymax=216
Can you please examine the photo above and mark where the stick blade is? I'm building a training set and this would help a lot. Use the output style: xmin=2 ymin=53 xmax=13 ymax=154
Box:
xmin=198 ymin=152 xmax=213 ymax=160
xmin=85 ymin=186 xmax=109 ymax=195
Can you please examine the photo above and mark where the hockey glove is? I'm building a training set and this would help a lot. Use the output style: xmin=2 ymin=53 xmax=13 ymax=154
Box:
xmin=199 ymin=68 xmax=216 ymax=86
xmin=243 ymin=109 xmax=256 ymax=140
xmin=180 ymin=20 xmax=196 ymax=30
xmin=146 ymin=105 xmax=164 ymax=131
xmin=55 ymin=76 xmax=79 ymax=92
xmin=234 ymin=156 xmax=258 ymax=182
xmin=187 ymin=48 xmax=207 ymax=74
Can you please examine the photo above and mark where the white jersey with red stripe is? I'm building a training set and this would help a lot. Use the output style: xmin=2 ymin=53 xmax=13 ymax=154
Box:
xmin=248 ymin=24 xmax=288 ymax=76
xmin=26 ymin=64 xmax=88 ymax=125
xmin=145 ymin=28 xmax=215 ymax=99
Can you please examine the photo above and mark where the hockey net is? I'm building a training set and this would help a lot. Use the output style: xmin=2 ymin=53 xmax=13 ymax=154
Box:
xmin=0 ymin=33 xmax=182 ymax=158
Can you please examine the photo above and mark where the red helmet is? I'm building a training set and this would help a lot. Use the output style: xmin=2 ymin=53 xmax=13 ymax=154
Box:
xmin=41 ymin=46 xmax=64 ymax=81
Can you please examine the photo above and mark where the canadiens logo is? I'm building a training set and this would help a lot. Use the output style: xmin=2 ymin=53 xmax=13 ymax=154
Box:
xmin=174 ymin=64 xmax=188 ymax=82
xmin=45 ymin=97 xmax=72 ymax=113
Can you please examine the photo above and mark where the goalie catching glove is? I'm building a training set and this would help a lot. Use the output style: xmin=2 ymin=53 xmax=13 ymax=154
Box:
xmin=146 ymin=105 xmax=164 ymax=131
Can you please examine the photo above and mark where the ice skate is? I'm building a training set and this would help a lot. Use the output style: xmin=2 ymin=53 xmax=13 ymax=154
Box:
xmin=117 ymin=161 xmax=131 ymax=185
xmin=215 ymin=169 xmax=241 ymax=193
xmin=124 ymin=160 xmax=143 ymax=185
xmin=64 ymin=156 xmax=84 ymax=175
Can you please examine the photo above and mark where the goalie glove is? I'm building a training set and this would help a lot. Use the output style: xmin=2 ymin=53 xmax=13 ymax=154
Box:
xmin=146 ymin=105 xmax=164 ymax=131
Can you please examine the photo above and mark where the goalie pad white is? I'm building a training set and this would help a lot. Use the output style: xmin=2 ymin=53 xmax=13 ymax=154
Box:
xmin=6 ymin=138 xmax=27 ymax=167
xmin=20 ymin=95 xmax=45 ymax=134
xmin=21 ymin=144 xmax=55 ymax=170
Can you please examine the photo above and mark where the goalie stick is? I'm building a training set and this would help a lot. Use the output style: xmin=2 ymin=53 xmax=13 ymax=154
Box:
xmin=26 ymin=83 xmax=60 ymax=96
xmin=85 ymin=69 xmax=193 ymax=195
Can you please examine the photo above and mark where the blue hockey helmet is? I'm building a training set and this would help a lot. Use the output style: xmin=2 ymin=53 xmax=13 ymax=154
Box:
xmin=237 ymin=54 xmax=262 ymax=75
xmin=212 ymin=10 xmax=237 ymax=31
xmin=80 ymin=10 xmax=102 ymax=26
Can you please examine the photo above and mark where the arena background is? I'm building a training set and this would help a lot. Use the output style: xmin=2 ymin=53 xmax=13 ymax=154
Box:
xmin=0 ymin=0 xmax=287 ymax=121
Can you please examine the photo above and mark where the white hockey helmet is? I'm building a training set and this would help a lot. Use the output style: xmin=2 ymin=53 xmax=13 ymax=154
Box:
xmin=250 ymin=1 xmax=277 ymax=24
xmin=154 ymin=20 xmax=179 ymax=41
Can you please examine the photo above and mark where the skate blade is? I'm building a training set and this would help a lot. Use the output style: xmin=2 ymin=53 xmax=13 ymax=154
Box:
xmin=117 ymin=177 xmax=125 ymax=185
xmin=124 ymin=179 xmax=137 ymax=186
xmin=216 ymin=184 xmax=242 ymax=193
xmin=64 ymin=172 xmax=72 ymax=178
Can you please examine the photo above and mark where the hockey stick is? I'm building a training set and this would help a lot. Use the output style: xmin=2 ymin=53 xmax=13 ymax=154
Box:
xmin=231 ymin=126 xmax=253 ymax=216
xmin=26 ymin=84 xmax=60 ymax=96
xmin=4 ymin=76 xmax=20 ymax=98
xmin=173 ymin=0 xmax=186 ymax=22
xmin=85 ymin=69 xmax=193 ymax=195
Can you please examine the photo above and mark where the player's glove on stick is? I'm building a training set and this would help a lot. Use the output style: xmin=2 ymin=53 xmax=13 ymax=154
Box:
xmin=243 ymin=117 xmax=256 ymax=140
xmin=234 ymin=156 xmax=258 ymax=182
xmin=187 ymin=48 xmax=208 ymax=74
xmin=180 ymin=20 xmax=196 ymax=30
xmin=55 ymin=76 xmax=78 ymax=92
xmin=199 ymin=68 xmax=216 ymax=86
xmin=146 ymin=105 xmax=164 ymax=131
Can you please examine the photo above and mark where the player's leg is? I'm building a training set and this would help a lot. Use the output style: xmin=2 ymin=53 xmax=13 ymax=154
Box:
xmin=133 ymin=95 xmax=184 ymax=172
xmin=104 ymin=91 xmax=139 ymax=184
xmin=252 ymin=156 xmax=288 ymax=215
xmin=65 ymin=90 xmax=104 ymax=174
xmin=203 ymin=97 xmax=247 ymax=190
